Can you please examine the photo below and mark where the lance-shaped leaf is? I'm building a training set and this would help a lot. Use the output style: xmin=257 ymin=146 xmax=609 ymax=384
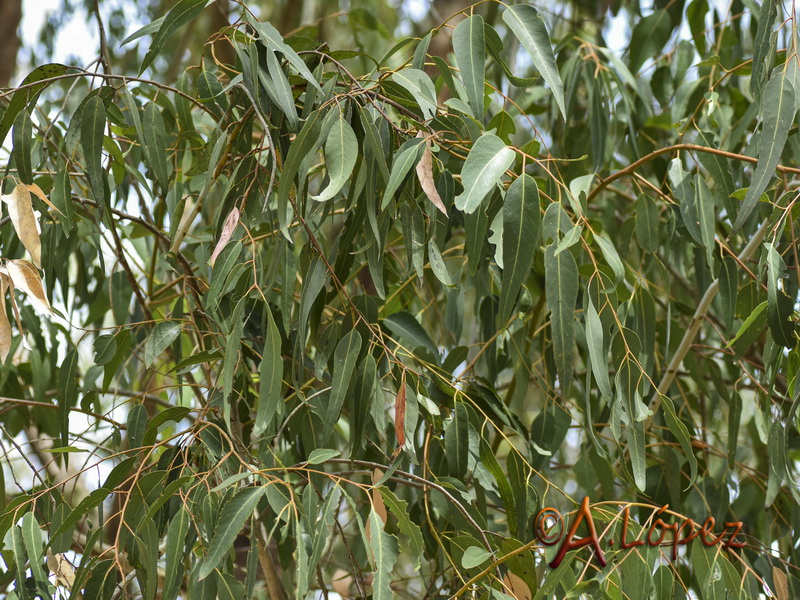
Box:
xmin=209 ymin=208 xmax=240 ymax=267
xmin=245 ymin=15 xmax=322 ymax=91
xmin=254 ymin=306 xmax=283 ymax=436
xmin=277 ymin=109 xmax=324 ymax=223
xmin=765 ymin=242 xmax=797 ymax=348
xmin=1 ymin=184 xmax=41 ymax=268
xmin=382 ymin=140 xmax=425 ymax=208
xmin=323 ymin=329 xmax=362 ymax=441
xmin=415 ymin=136 xmax=447 ymax=215
xmin=544 ymin=243 xmax=578 ymax=395
xmin=445 ymin=402 xmax=470 ymax=477
xmin=0 ymin=276 xmax=11 ymax=362
xmin=585 ymin=297 xmax=612 ymax=402
xmin=498 ymin=174 xmax=540 ymax=326
xmin=453 ymin=15 xmax=486 ymax=117
xmin=81 ymin=95 xmax=107 ymax=208
xmin=392 ymin=69 xmax=438 ymax=121
xmin=143 ymin=103 xmax=169 ymax=189
xmin=695 ymin=174 xmax=716 ymax=271
xmin=661 ymin=395 xmax=699 ymax=489
xmin=503 ymin=5 xmax=565 ymax=119
xmin=367 ymin=508 xmax=398 ymax=600
xmin=734 ymin=72 xmax=795 ymax=232
xmin=140 ymin=0 xmax=209 ymax=74
xmin=0 ymin=63 xmax=70 ymax=147
xmin=454 ymin=133 xmax=515 ymax=214
xmin=5 ymin=259 xmax=51 ymax=315
xmin=198 ymin=486 xmax=266 ymax=580
xmin=144 ymin=321 xmax=181 ymax=367
xmin=312 ymin=112 xmax=358 ymax=202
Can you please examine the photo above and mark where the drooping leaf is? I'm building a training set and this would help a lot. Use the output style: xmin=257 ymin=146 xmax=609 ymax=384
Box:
xmin=367 ymin=508 xmax=398 ymax=600
xmin=498 ymin=174 xmax=540 ymax=326
xmin=544 ymin=243 xmax=578 ymax=395
xmin=454 ymin=133 xmax=515 ymax=214
xmin=312 ymin=111 xmax=358 ymax=202
xmin=140 ymin=0 xmax=210 ymax=74
xmin=503 ymin=5 xmax=566 ymax=119
xmin=144 ymin=321 xmax=181 ymax=367
xmin=1 ymin=184 xmax=41 ymax=268
xmin=734 ymin=72 xmax=795 ymax=232
xmin=198 ymin=486 xmax=266 ymax=580
xmin=453 ymin=15 xmax=486 ymax=118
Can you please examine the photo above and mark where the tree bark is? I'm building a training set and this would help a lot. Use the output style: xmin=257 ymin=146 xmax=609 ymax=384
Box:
xmin=0 ymin=0 xmax=22 ymax=88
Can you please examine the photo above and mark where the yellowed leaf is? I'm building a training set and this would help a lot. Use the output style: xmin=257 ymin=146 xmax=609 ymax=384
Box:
xmin=415 ymin=133 xmax=447 ymax=216
xmin=371 ymin=468 xmax=387 ymax=524
xmin=5 ymin=259 xmax=52 ymax=315
xmin=0 ymin=275 xmax=11 ymax=362
xmin=209 ymin=207 xmax=240 ymax=266
xmin=47 ymin=550 xmax=76 ymax=589
xmin=774 ymin=566 xmax=788 ymax=600
xmin=25 ymin=183 xmax=63 ymax=215
xmin=1 ymin=184 xmax=42 ymax=268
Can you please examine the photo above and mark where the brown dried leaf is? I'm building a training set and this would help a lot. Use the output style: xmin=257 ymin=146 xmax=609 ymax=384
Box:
xmin=371 ymin=468 xmax=387 ymax=525
xmin=209 ymin=207 xmax=240 ymax=267
xmin=1 ymin=184 xmax=42 ymax=268
xmin=0 ymin=275 xmax=11 ymax=362
xmin=415 ymin=134 xmax=447 ymax=216
xmin=502 ymin=573 xmax=531 ymax=600
xmin=394 ymin=381 xmax=406 ymax=448
xmin=5 ymin=259 xmax=52 ymax=315
xmin=47 ymin=550 xmax=76 ymax=589
xmin=25 ymin=182 xmax=63 ymax=215
xmin=774 ymin=566 xmax=788 ymax=600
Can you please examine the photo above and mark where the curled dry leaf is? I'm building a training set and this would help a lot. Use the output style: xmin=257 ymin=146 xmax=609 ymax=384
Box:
xmin=46 ymin=550 xmax=76 ymax=589
xmin=1 ymin=184 xmax=42 ymax=268
xmin=773 ymin=566 xmax=788 ymax=600
xmin=394 ymin=381 xmax=407 ymax=448
xmin=209 ymin=207 xmax=240 ymax=266
xmin=331 ymin=569 xmax=353 ymax=598
xmin=0 ymin=275 xmax=11 ymax=362
xmin=5 ymin=259 xmax=52 ymax=315
xmin=371 ymin=468 xmax=388 ymax=524
xmin=502 ymin=573 xmax=531 ymax=600
xmin=25 ymin=182 xmax=63 ymax=215
xmin=415 ymin=132 xmax=447 ymax=216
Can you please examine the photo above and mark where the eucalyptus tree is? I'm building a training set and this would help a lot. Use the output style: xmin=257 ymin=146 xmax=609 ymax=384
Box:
xmin=0 ymin=0 xmax=798 ymax=598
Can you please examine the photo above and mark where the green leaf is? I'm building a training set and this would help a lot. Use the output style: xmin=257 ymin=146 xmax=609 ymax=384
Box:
xmin=503 ymin=5 xmax=565 ymax=119
xmin=728 ymin=300 xmax=768 ymax=356
xmin=734 ymin=72 xmax=795 ymax=232
xmin=263 ymin=48 xmax=299 ymax=131
xmin=382 ymin=140 xmax=424 ymax=209
xmin=428 ymin=239 xmax=455 ymax=287
xmin=628 ymin=9 xmax=672 ymax=73
xmin=254 ymin=306 xmax=283 ymax=436
xmin=245 ymin=15 xmax=322 ymax=92
xmin=306 ymin=448 xmax=340 ymax=464
xmin=56 ymin=349 xmax=79 ymax=455
xmin=454 ymin=132 xmax=515 ymax=214
xmin=453 ymin=15 xmax=486 ymax=118
xmin=324 ymin=329 xmax=362 ymax=441
xmin=661 ymin=395 xmax=699 ymax=489
xmin=765 ymin=242 xmax=797 ymax=348
xmin=391 ymin=69 xmax=438 ymax=120
xmin=0 ymin=63 xmax=69 ymax=147
xmin=312 ymin=111 xmax=358 ymax=202
xmin=635 ymin=195 xmax=659 ymax=252
xmin=462 ymin=546 xmax=493 ymax=569
xmin=544 ymin=243 xmax=578 ymax=395
xmin=222 ymin=299 xmax=245 ymax=407
xmin=498 ymin=174 xmax=540 ymax=326
xmin=144 ymin=321 xmax=181 ymax=367
xmin=277 ymin=109 xmax=324 ymax=227
xmin=368 ymin=508 xmax=398 ymax=600
xmin=379 ymin=487 xmax=425 ymax=568
xmin=81 ymin=95 xmax=107 ymax=208
xmin=585 ymin=297 xmax=612 ymax=402
xmin=198 ymin=486 xmax=266 ymax=580
xmin=383 ymin=311 xmax=439 ymax=360
xmin=143 ymin=103 xmax=169 ymax=190
xmin=445 ymin=403 xmax=470 ymax=478
xmin=127 ymin=403 xmax=148 ymax=449
xmin=12 ymin=110 xmax=33 ymax=184
xmin=140 ymin=0 xmax=209 ymax=74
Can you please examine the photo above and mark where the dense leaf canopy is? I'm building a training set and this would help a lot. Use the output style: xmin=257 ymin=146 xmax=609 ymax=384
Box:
xmin=0 ymin=0 xmax=799 ymax=598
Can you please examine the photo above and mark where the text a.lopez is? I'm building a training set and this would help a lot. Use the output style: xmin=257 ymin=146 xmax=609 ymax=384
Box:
xmin=536 ymin=497 xmax=746 ymax=568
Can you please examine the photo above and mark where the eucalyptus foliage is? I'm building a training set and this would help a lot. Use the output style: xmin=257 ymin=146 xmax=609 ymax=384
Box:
xmin=0 ymin=0 xmax=799 ymax=598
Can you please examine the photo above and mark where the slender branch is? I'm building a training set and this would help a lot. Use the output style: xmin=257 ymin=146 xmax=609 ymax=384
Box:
xmin=647 ymin=219 xmax=770 ymax=419
xmin=587 ymin=144 xmax=800 ymax=204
